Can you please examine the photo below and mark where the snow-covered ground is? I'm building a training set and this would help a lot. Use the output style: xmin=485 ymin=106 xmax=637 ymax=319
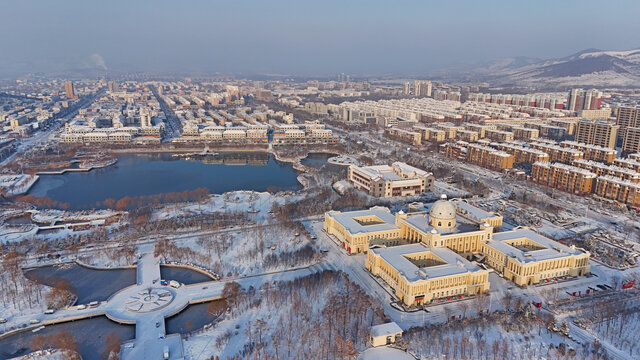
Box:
xmin=405 ymin=312 xmax=586 ymax=360
xmin=154 ymin=190 xmax=302 ymax=223
xmin=0 ymin=174 xmax=38 ymax=196
xmin=183 ymin=270 xmax=385 ymax=359
xmin=11 ymin=349 xmax=80 ymax=360
xmin=166 ymin=221 xmax=317 ymax=278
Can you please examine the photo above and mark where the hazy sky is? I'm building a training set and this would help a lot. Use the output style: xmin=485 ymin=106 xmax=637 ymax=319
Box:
xmin=1 ymin=0 xmax=639 ymax=76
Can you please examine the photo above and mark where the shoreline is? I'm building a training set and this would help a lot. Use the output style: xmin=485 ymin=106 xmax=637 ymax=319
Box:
xmin=36 ymin=158 xmax=118 ymax=175
xmin=23 ymin=148 xmax=342 ymax=210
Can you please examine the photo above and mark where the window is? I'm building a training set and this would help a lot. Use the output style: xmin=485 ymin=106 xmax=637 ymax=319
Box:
xmin=438 ymin=222 xmax=442 ymax=227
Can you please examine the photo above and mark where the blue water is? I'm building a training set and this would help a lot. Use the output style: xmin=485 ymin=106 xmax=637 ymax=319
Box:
xmin=165 ymin=300 xmax=224 ymax=335
xmin=23 ymin=264 xmax=136 ymax=304
xmin=28 ymin=152 xmax=301 ymax=209
xmin=160 ymin=265 xmax=214 ymax=285
xmin=0 ymin=316 xmax=134 ymax=360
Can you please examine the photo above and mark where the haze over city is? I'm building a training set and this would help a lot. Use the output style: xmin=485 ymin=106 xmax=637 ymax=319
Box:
xmin=2 ymin=0 xmax=640 ymax=76
xmin=2 ymin=2 xmax=640 ymax=360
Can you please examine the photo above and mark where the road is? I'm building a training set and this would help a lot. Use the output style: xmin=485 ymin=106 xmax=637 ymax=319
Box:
xmin=0 ymin=88 xmax=104 ymax=167
xmin=149 ymin=85 xmax=182 ymax=140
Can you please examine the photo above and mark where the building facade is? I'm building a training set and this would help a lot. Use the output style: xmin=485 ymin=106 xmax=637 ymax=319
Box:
xmin=574 ymin=119 xmax=619 ymax=149
xmin=348 ymin=162 xmax=434 ymax=198
xmin=326 ymin=196 xmax=590 ymax=306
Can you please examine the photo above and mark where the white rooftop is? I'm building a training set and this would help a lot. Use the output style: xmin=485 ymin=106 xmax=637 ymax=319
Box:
xmin=489 ymin=228 xmax=585 ymax=263
xmin=370 ymin=322 xmax=403 ymax=337
xmin=371 ymin=243 xmax=483 ymax=282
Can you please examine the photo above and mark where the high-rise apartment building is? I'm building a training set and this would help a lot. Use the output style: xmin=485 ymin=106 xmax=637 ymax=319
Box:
xmin=403 ymin=82 xmax=411 ymax=95
xmin=107 ymin=81 xmax=119 ymax=93
xmin=414 ymin=80 xmax=432 ymax=97
xmin=574 ymin=119 xmax=619 ymax=149
xmin=567 ymin=88 xmax=602 ymax=111
xmin=64 ymin=81 xmax=77 ymax=99
xmin=616 ymin=106 xmax=639 ymax=135
xmin=622 ymin=127 xmax=640 ymax=154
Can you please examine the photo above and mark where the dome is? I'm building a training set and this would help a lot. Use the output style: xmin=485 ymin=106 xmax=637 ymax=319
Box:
xmin=430 ymin=195 xmax=456 ymax=220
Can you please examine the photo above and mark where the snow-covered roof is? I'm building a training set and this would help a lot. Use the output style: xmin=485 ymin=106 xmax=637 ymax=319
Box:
xmin=489 ymin=228 xmax=585 ymax=263
xmin=370 ymin=322 xmax=402 ymax=337
xmin=326 ymin=207 xmax=398 ymax=235
xmin=453 ymin=200 xmax=498 ymax=222
xmin=358 ymin=347 xmax=413 ymax=360
xmin=371 ymin=243 xmax=483 ymax=282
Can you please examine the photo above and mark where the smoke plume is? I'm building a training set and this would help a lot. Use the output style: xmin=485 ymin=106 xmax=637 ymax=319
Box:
xmin=89 ymin=53 xmax=108 ymax=70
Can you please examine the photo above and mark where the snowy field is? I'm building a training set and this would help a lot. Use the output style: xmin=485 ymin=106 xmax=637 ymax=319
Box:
xmin=0 ymin=174 xmax=38 ymax=196
xmin=183 ymin=270 xmax=386 ymax=359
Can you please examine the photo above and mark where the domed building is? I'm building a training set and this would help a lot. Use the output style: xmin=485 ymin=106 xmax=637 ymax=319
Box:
xmin=429 ymin=194 xmax=456 ymax=230
xmin=325 ymin=194 xmax=591 ymax=307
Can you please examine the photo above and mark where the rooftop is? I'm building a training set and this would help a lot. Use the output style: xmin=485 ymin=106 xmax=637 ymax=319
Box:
xmin=371 ymin=243 xmax=483 ymax=282
xmin=327 ymin=207 xmax=398 ymax=235
xmin=370 ymin=322 xmax=403 ymax=337
xmin=453 ymin=200 xmax=499 ymax=222
xmin=489 ymin=228 xmax=584 ymax=263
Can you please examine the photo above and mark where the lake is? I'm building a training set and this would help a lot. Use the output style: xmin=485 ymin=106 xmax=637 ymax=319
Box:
xmin=23 ymin=264 xmax=136 ymax=304
xmin=165 ymin=300 xmax=225 ymax=335
xmin=160 ymin=265 xmax=214 ymax=285
xmin=28 ymin=152 xmax=301 ymax=209
xmin=0 ymin=316 xmax=134 ymax=360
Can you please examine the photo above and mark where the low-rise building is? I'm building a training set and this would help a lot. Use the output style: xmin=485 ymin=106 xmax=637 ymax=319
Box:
xmin=531 ymin=162 xmax=596 ymax=195
xmin=614 ymin=157 xmax=640 ymax=173
xmin=512 ymin=127 xmax=539 ymax=140
xmin=594 ymin=176 xmax=640 ymax=207
xmin=485 ymin=129 xmax=514 ymax=142
xmin=560 ymin=141 xmax=617 ymax=164
xmin=326 ymin=196 xmax=592 ymax=306
xmin=348 ymin=162 xmax=434 ymax=198
xmin=530 ymin=142 xmax=584 ymax=163
xmin=370 ymin=323 xmax=403 ymax=347
xmin=465 ymin=124 xmax=496 ymax=138
xmin=466 ymin=144 xmax=514 ymax=170
xmin=385 ymin=127 xmax=422 ymax=146
xmin=456 ymin=129 xmax=479 ymax=142
xmin=324 ymin=207 xmax=401 ymax=254
xmin=497 ymin=143 xmax=550 ymax=164
xmin=572 ymin=159 xmax=640 ymax=182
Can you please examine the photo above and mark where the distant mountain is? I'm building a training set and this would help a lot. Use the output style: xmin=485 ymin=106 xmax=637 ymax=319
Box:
xmin=437 ymin=48 xmax=640 ymax=89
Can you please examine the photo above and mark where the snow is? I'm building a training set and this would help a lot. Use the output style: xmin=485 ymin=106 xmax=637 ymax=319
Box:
xmin=358 ymin=347 xmax=414 ymax=360
xmin=0 ymin=174 xmax=38 ymax=196
xmin=154 ymin=190 xmax=302 ymax=223
xmin=10 ymin=349 xmax=79 ymax=360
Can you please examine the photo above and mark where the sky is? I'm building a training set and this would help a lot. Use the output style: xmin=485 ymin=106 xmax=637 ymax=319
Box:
xmin=1 ymin=0 xmax=639 ymax=77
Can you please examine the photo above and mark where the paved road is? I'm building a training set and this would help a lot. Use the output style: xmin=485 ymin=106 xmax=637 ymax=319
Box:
xmin=149 ymin=85 xmax=182 ymax=141
xmin=0 ymin=89 xmax=104 ymax=167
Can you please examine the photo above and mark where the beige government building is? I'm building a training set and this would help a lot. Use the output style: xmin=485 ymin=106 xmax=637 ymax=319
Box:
xmin=324 ymin=196 xmax=590 ymax=306
xmin=348 ymin=162 xmax=434 ymax=198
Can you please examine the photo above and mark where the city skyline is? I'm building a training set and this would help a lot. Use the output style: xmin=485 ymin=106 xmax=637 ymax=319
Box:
xmin=1 ymin=0 xmax=640 ymax=77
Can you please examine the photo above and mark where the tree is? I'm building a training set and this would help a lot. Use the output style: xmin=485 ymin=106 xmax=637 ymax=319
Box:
xmin=30 ymin=335 xmax=49 ymax=351
xmin=443 ymin=305 xmax=453 ymax=322
xmin=457 ymin=301 xmax=469 ymax=319
xmin=207 ymin=299 xmax=227 ymax=318
xmin=103 ymin=332 xmax=122 ymax=358
xmin=222 ymin=282 xmax=243 ymax=315
xmin=502 ymin=292 xmax=513 ymax=312
xmin=54 ymin=331 xmax=78 ymax=352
